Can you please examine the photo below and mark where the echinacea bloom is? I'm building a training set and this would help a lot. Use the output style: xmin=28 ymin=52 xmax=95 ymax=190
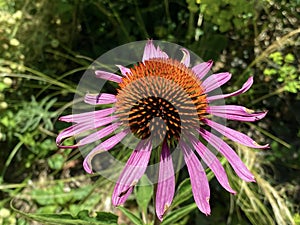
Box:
xmin=57 ymin=40 xmax=268 ymax=220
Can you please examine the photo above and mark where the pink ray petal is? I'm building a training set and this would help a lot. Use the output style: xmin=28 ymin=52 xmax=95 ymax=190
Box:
xmin=112 ymin=139 xmax=152 ymax=205
xmin=156 ymin=141 xmax=175 ymax=221
xmin=142 ymin=40 xmax=169 ymax=61
xmin=198 ymin=128 xmax=255 ymax=182
xmin=207 ymin=105 xmax=268 ymax=122
xmin=83 ymin=129 xmax=130 ymax=174
xmin=59 ymin=107 xmax=116 ymax=123
xmin=95 ymin=70 xmax=122 ymax=83
xmin=192 ymin=60 xmax=213 ymax=80
xmin=56 ymin=115 xmax=118 ymax=147
xmin=84 ymin=93 xmax=117 ymax=105
xmin=180 ymin=141 xmax=211 ymax=215
xmin=156 ymin=46 xmax=169 ymax=58
xmin=75 ymin=122 xmax=121 ymax=147
xmin=116 ymin=65 xmax=131 ymax=77
xmin=203 ymin=118 xmax=269 ymax=149
xmin=202 ymin=72 xmax=232 ymax=93
xmin=207 ymin=76 xmax=253 ymax=102
xmin=180 ymin=48 xmax=190 ymax=67
xmin=188 ymin=134 xmax=236 ymax=194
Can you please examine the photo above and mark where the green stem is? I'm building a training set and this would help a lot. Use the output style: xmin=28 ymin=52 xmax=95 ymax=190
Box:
xmin=0 ymin=62 xmax=79 ymax=94
xmin=1 ymin=141 xmax=23 ymax=181
xmin=186 ymin=12 xmax=195 ymax=42
xmin=235 ymin=27 xmax=300 ymax=86
xmin=164 ymin=0 xmax=171 ymax=24
xmin=249 ymin=86 xmax=285 ymax=106
xmin=153 ymin=143 xmax=162 ymax=225
xmin=108 ymin=0 xmax=132 ymax=42
xmin=245 ymin=122 xmax=291 ymax=149
xmin=134 ymin=0 xmax=149 ymax=38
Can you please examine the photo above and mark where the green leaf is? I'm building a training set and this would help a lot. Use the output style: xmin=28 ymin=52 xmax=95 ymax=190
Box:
xmin=161 ymin=203 xmax=198 ymax=225
xmin=47 ymin=154 xmax=65 ymax=170
xmin=171 ymin=170 xmax=215 ymax=209
xmin=135 ymin=175 xmax=153 ymax=214
xmin=284 ymin=53 xmax=295 ymax=63
xmin=11 ymin=202 xmax=118 ymax=225
xmin=263 ymin=68 xmax=277 ymax=76
xmin=170 ymin=178 xmax=192 ymax=208
xmin=117 ymin=206 xmax=143 ymax=225
xmin=269 ymin=52 xmax=283 ymax=65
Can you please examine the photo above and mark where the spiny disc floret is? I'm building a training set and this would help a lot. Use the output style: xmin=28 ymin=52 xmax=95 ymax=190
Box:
xmin=115 ymin=58 xmax=207 ymax=141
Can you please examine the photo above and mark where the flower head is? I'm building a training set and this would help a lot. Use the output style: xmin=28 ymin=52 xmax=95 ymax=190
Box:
xmin=57 ymin=40 xmax=268 ymax=220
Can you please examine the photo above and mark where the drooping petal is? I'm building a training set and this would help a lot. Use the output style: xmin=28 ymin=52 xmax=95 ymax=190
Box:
xmin=84 ymin=93 xmax=117 ymax=105
xmin=74 ymin=122 xmax=121 ymax=147
xmin=188 ymin=134 xmax=236 ymax=194
xmin=192 ymin=60 xmax=213 ymax=80
xmin=180 ymin=48 xmax=190 ymax=67
xmin=156 ymin=141 xmax=175 ymax=221
xmin=112 ymin=139 xmax=152 ymax=205
xmin=180 ymin=141 xmax=211 ymax=215
xmin=95 ymin=70 xmax=122 ymax=83
xmin=203 ymin=118 xmax=269 ymax=149
xmin=142 ymin=40 xmax=156 ymax=61
xmin=198 ymin=128 xmax=255 ymax=182
xmin=142 ymin=40 xmax=168 ymax=61
xmin=56 ymin=115 xmax=118 ymax=147
xmin=207 ymin=76 xmax=253 ymax=102
xmin=83 ymin=129 xmax=130 ymax=174
xmin=202 ymin=72 xmax=232 ymax=93
xmin=207 ymin=105 xmax=268 ymax=122
xmin=156 ymin=46 xmax=169 ymax=58
xmin=116 ymin=65 xmax=131 ymax=76
xmin=59 ymin=107 xmax=116 ymax=123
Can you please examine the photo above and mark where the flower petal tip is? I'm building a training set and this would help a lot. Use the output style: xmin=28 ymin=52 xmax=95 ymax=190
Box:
xmin=58 ymin=117 xmax=70 ymax=122
xmin=253 ymin=141 xmax=270 ymax=149
xmin=83 ymin=159 xmax=93 ymax=174
xmin=116 ymin=65 xmax=131 ymax=76
xmin=231 ymin=190 xmax=237 ymax=195
xmin=157 ymin=215 xmax=163 ymax=221
xmin=112 ymin=199 xmax=121 ymax=207
xmin=58 ymin=144 xmax=77 ymax=149
xmin=180 ymin=48 xmax=190 ymax=67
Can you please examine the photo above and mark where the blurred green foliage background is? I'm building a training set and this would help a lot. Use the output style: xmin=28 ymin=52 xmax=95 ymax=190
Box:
xmin=0 ymin=0 xmax=299 ymax=224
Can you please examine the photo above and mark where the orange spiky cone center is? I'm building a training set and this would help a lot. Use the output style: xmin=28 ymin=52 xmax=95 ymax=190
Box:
xmin=115 ymin=58 xmax=207 ymax=141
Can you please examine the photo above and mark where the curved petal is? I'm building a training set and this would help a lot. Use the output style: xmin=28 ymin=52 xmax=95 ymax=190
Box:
xmin=156 ymin=46 xmax=169 ymax=58
xmin=202 ymin=72 xmax=232 ymax=93
xmin=74 ymin=122 xmax=121 ymax=147
xmin=116 ymin=65 xmax=131 ymax=77
xmin=59 ymin=107 xmax=116 ymax=123
xmin=56 ymin=115 xmax=118 ymax=147
xmin=83 ymin=129 xmax=130 ymax=174
xmin=180 ymin=48 xmax=190 ymax=67
xmin=112 ymin=139 xmax=152 ymax=205
xmin=203 ymin=118 xmax=269 ymax=149
xmin=142 ymin=40 xmax=168 ymax=61
xmin=95 ymin=70 xmax=122 ymax=83
xmin=207 ymin=105 xmax=268 ymax=122
xmin=84 ymin=93 xmax=117 ymax=105
xmin=188 ymin=134 xmax=236 ymax=194
xmin=180 ymin=141 xmax=211 ymax=215
xmin=207 ymin=76 xmax=253 ymax=102
xmin=198 ymin=128 xmax=255 ymax=182
xmin=156 ymin=141 xmax=175 ymax=221
xmin=192 ymin=60 xmax=213 ymax=80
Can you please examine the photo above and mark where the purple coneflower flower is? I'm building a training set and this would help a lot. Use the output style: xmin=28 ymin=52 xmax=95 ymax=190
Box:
xmin=57 ymin=40 xmax=268 ymax=220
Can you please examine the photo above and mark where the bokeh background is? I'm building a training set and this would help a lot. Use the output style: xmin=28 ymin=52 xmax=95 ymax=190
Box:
xmin=0 ymin=0 xmax=299 ymax=224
